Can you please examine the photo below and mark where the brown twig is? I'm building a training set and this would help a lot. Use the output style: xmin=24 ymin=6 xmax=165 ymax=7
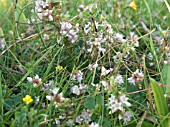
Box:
xmin=0 ymin=30 xmax=45 ymax=57
xmin=0 ymin=65 xmax=25 ymax=75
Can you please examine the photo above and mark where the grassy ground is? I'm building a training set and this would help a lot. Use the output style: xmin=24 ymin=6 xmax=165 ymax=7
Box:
xmin=0 ymin=0 xmax=170 ymax=127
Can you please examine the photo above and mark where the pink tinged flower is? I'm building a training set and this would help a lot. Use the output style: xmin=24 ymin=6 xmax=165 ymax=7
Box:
xmin=52 ymin=88 xmax=59 ymax=95
xmin=79 ymin=83 xmax=87 ymax=90
xmin=128 ymin=69 xmax=144 ymax=84
xmin=33 ymin=75 xmax=42 ymax=87
xmin=55 ymin=93 xmax=65 ymax=103
xmin=114 ymin=33 xmax=126 ymax=43
xmin=40 ymin=1 xmax=49 ymax=8
xmin=119 ymin=95 xmax=131 ymax=107
xmin=67 ymin=29 xmax=78 ymax=43
xmin=128 ymin=77 xmax=136 ymax=85
xmin=72 ymin=71 xmax=83 ymax=83
xmin=130 ymin=32 xmax=139 ymax=47
xmin=114 ymin=74 xmax=124 ymax=84
xmin=35 ymin=0 xmax=49 ymax=12
xmin=60 ymin=22 xmax=72 ymax=35
xmin=35 ymin=1 xmax=43 ymax=12
xmin=37 ymin=13 xmax=43 ymax=20
xmin=43 ymin=9 xmax=53 ymax=21
xmin=71 ymin=85 xmax=80 ymax=95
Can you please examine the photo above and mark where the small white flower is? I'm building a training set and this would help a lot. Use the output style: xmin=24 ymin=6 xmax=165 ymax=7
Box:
xmin=114 ymin=74 xmax=124 ymax=84
xmin=60 ymin=22 xmax=72 ymax=35
xmin=129 ymin=32 xmax=139 ymax=47
xmin=121 ymin=111 xmax=132 ymax=124
xmin=43 ymin=9 xmax=53 ymax=21
xmin=46 ymin=95 xmax=53 ymax=100
xmin=33 ymin=75 xmax=42 ymax=87
xmin=55 ymin=119 xmax=60 ymax=125
xmin=79 ymin=83 xmax=87 ymax=90
xmin=114 ymin=33 xmax=126 ymax=43
xmin=101 ymin=80 xmax=109 ymax=90
xmin=92 ymin=63 xmax=98 ymax=69
xmin=84 ymin=22 xmax=91 ymax=34
xmin=27 ymin=77 xmax=33 ymax=82
xmin=128 ymin=69 xmax=144 ymax=85
xmin=101 ymin=67 xmax=113 ymax=76
xmin=98 ymin=47 xmax=106 ymax=54
xmin=109 ymin=99 xmax=124 ymax=113
xmin=71 ymin=85 xmax=80 ymax=95
xmin=76 ymin=115 xmax=83 ymax=124
xmin=0 ymin=38 xmax=5 ymax=50
xmin=89 ymin=122 xmax=100 ymax=127
xmin=127 ymin=77 xmax=136 ymax=85
xmin=119 ymin=95 xmax=131 ymax=107
xmin=52 ymin=88 xmax=59 ymax=95
xmin=72 ymin=71 xmax=83 ymax=83
xmin=67 ymin=29 xmax=78 ymax=43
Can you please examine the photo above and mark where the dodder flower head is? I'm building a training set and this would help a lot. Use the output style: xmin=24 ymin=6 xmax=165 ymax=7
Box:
xmin=23 ymin=95 xmax=33 ymax=104
xmin=27 ymin=75 xmax=42 ymax=87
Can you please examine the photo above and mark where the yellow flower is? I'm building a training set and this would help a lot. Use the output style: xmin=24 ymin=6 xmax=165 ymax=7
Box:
xmin=55 ymin=65 xmax=63 ymax=72
xmin=129 ymin=0 xmax=137 ymax=10
xmin=100 ymin=14 xmax=106 ymax=20
xmin=23 ymin=95 xmax=33 ymax=104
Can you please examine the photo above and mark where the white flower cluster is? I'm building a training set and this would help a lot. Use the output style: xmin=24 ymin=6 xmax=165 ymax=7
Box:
xmin=27 ymin=74 xmax=42 ymax=87
xmin=71 ymin=70 xmax=87 ymax=95
xmin=107 ymin=94 xmax=131 ymax=114
xmin=128 ymin=69 xmax=144 ymax=85
xmin=118 ymin=111 xmax=132 ymax=124
xmin=71 ymin=83 xmax=87 ymax=95
xmin=76 ymin=110 xmax=92 ymax=124
xmin=46 ymin=87 xmax=65 ymax=107
xmin=107 ymin=94 xmax=132 ymax=124
xmin=60 ymin=22 xmax=79 ymax=43
xmin=35 ymin=0 xmax=53 ymax=21
xmin=72 ymin=70 xmax=83 ymax=83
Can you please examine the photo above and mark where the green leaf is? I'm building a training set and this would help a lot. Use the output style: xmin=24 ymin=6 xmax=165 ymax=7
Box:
xmin=4 ymin=98 xmax=14 ymax=110
xmin=96 ymin=95 xmax=104 ymax=106
xmin=102 ymin=119 xmax=111 ymax=127
xmin=78 ymin=40 xmax=84 ymax=48
xmin=161 ymin=64 xmax=170 ymax=96
xmin=150 ymin=78 xmax=169 ymax=127
xmin=141 ymin=121 xmax=154 ymax=127
xmin=84 ymin=96 xmax=95 ymax=110
xmin=12 ymin=94 xmax=21 ymax=105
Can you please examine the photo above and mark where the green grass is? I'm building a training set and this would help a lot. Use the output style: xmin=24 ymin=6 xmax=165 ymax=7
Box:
xmin=0 ymin=0 xmax=170 ymax=127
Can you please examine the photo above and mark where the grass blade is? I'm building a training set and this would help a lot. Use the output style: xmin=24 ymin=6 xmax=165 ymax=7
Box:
xmin=150 ymin=78 xmax=169 ymax=127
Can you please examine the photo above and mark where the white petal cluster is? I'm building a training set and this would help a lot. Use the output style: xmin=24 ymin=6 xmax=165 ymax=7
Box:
xmin=27 ymin=74 xmax=42 ymax=87
xmin=76 ymin=110 xmax=92 ymax=124
xmin=128 ymin=69 xmax=144 ymax=85
xmin=60 ymin=22 xmax=79 ymax=43
xmin=35 ymin=0 xmax=53 ymax=21
xmin=107 ymin=94 xmax=131 ymax=114
xmin=89 ymin=122 xmax=100 ymax=127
